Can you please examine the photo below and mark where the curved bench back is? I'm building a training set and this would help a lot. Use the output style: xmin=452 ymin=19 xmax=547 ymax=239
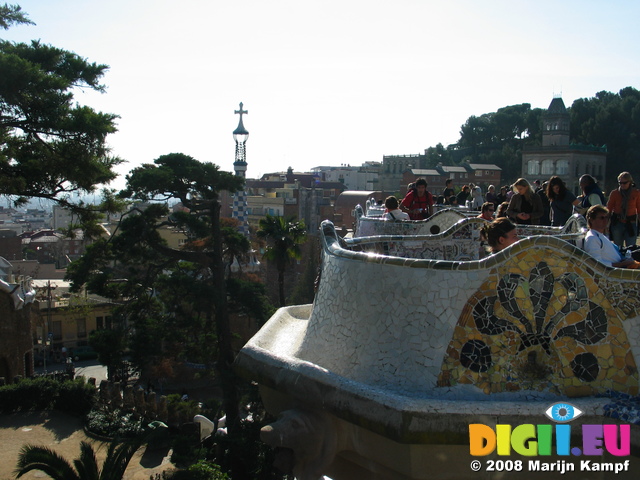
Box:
xmin=313 ymin=220 xmax=640 ymax=398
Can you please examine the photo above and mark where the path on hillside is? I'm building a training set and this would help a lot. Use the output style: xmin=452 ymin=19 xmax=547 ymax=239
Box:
xmin=0 ymin=411 xmax=172 ymax=480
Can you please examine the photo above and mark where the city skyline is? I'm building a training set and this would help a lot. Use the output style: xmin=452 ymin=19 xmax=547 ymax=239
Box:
xmin=6 ymin=0 xmax=640 ymax=191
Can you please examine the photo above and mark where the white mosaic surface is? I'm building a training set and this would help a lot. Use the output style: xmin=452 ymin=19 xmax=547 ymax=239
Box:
xmin=296 ymin=254 xmax=488 ymax=396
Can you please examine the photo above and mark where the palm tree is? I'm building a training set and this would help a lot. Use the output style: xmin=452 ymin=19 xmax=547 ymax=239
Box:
xmin=221 ymin=225 xmax=251 ymax=278
xmin=14 ymin=436 xmax=145 ymax=480
xmin=257 ymin=215 xmax=307 ymax=306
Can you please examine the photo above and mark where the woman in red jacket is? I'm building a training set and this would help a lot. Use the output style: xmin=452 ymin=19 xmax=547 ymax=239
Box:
xmin=607 ymin=171 xmax=640 ymax=249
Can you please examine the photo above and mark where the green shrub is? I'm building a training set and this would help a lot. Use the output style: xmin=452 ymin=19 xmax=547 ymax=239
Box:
xmin=56 ymin=379 xmax=97 ymax=415
xmin=85 ymin=407 xmax=145 ymax=438
xmin=0 ymin=377 xmax=96 ymax=414
xmin=166 ymin=394 xmax=203 ymax=420
xmin=170 ymin=434 xmax=207 ymax=467
xmin=166 ymin=461 xmax=229 ymax=480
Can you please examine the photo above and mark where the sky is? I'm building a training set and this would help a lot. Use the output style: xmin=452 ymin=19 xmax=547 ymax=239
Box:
xmin=5 ymin=0 xmax=640 ymax=191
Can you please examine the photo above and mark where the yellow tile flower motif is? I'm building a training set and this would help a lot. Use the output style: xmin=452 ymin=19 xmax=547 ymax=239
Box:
xmin=438 ymin=258 xmax=638 ymax=397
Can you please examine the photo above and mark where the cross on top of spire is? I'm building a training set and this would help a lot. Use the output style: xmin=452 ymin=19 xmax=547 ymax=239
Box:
xmin=233 ymin=102 xmax=249 ymax=137
xmin=235 ymin=102 xmax=248 ymax=119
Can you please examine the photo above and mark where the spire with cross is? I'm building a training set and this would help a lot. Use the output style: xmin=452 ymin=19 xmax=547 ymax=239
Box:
xmin=232 ymin=102 xmax=249 ymax=237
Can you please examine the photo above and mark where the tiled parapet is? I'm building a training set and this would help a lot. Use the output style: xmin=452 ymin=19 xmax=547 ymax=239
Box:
xmin=354 ymin=208 xmax=587 ymax=239
xmin=355 ymin=207 xmax=469 ymax=237
xmin=347 ymin=215 xmax=588 ymax=261
xmin=299 ymin=220 xmax=640 ymax=399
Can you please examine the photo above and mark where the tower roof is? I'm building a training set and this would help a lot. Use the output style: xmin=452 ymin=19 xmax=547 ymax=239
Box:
xmin=547 ymin=97 xmax=567 ymax=115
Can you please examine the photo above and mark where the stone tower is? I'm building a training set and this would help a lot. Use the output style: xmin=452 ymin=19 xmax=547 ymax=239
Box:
xmin=542 ymin=96 xmax=570 ymax=147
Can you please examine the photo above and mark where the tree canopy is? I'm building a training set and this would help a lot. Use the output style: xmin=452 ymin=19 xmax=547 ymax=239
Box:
xmin=449 ymin=88 xmax=640 ymax=186
xmin=0 ymin=4 xmax=123 ymax=232
xmin=67 ymin=153 xmax=260 ymax=479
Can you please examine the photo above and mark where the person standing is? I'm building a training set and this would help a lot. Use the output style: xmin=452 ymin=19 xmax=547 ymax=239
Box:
xmin=486 ymin=185 xmax=498 ymax=207
xmin=442 ymin=179 xmax=455 ymax=200
xmin=576 ymin=174 xmax=606 ymax=215
xmin=546 ymin=176 xmax=579 ymax=226
xmin=471 ymin=185 xmax=484 ymax=210
xmin=496 ymin=186 xmax=508 ymax=205
xmin=400 ymin=178 xmax=434 ymax=220
xmin=506 ymin=178 xmax=543 ymax=225
xmin=607 ymin=171 xmax=640 ymax=249
xmin=535 ymin=180 xmax=551 ymax=226
xmin=456 ymin=185 xmax=471 ymax=207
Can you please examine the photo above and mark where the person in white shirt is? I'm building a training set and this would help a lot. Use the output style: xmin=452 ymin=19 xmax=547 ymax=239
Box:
xmin=584 ymin=205 xmax=640 ymax=268
xmin=383 ymin=196 xmax=410 ymax=221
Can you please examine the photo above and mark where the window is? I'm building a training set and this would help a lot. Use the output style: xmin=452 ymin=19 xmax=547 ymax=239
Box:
xmin=527 ymin=161 xmax=540 ymax=176
xmin=52 ymin=321 xmax=62 ymax=341
xmin=556 ymin=160 xmax=569 ymax=176
xmin=96 ymin=316 xmax=103 ymax=329
xmin=541 ymin=159 xmax=554 ymax=175
xmin=77 ymin=318 xmax=86 ymax=339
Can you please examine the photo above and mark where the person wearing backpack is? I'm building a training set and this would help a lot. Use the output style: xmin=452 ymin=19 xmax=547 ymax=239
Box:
xmin=400 ymin=178 xmax=434 ymax=220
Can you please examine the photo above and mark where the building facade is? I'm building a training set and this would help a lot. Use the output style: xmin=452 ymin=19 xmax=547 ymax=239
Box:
xmin=401 ymin=163 xmax=502 ymax=197
xmin=245 ymin=168 xmax=344 ymax=232
xmin=311 ymin=162 xmax=381 ymax=191
xmin=521 ymin=97 xmax=607 ymax=195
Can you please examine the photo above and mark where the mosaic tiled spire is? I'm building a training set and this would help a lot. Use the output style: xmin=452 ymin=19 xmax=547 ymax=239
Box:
xmin=232 ymin=102 xmax=249 ymax=236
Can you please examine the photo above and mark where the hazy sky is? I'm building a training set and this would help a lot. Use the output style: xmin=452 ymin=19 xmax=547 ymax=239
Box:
xmin=6 ymin=0 xmax=640 ymax=190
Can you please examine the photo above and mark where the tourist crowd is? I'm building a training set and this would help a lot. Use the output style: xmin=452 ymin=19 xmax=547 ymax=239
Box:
xmin=382 ymin=171 xmax=640 ymax=268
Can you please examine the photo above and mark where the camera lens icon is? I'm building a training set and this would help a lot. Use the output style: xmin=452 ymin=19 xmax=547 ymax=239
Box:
xmin=545 ymin=402 xmax=583 ymax=423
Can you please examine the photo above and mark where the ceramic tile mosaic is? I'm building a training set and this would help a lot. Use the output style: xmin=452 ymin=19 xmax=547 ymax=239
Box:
xmin=354 ymin=207 xmax=587 ymax=239
xmin=603 ymin=391 xmax=640 ymax=424
xmin=292 ymin=220 xmax=640 ymax=400
xmin=438 ymin=254 xmax=639 ymax=397
xmin=347 ymin=219 xmax=588 ymax=263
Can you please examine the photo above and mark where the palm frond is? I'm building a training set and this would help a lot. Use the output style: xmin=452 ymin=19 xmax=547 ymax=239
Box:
xmin=73 ymin=441 xmax=100 ymax=480
xmin=14 ymin=444 xmax=81 ymax=480
xmin=99 ymin=436 xmax=145 ymax=480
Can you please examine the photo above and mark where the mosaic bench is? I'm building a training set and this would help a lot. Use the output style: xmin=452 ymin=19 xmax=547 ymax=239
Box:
xmin=236 ymin=219 xmax=640 ymax=479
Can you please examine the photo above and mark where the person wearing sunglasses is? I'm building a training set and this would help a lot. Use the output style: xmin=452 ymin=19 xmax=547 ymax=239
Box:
xmin=478 ymin=202 xmax=495 ymax=221
xmin=584 ymin=205 xmax=640 ymax=268
xmin=607 ymin=171 xmax=640 ymax=249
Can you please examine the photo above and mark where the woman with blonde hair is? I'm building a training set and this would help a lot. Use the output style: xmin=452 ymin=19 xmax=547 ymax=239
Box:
xmin=607 ymin=171 xmax=640 ymax=249
xmin=506 ymin=178 xmax=543 ymax=225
